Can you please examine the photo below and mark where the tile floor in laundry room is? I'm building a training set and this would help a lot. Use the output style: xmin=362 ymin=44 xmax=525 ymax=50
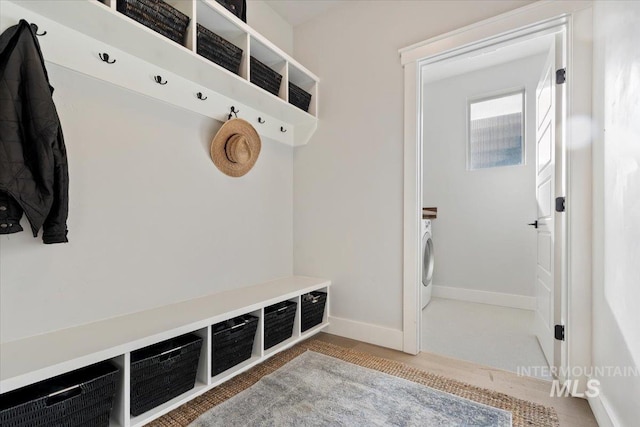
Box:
xmin=422 ymin=298 xmax=552 ymax=381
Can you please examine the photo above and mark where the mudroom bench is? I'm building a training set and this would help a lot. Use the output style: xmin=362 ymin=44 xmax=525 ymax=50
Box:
xmin=0 ymin=276 xmax=330 ymax=426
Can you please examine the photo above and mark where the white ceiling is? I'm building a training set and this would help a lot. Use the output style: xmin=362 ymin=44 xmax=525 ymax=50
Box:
xmin=263 ymin=0 xmax=344 ymax=27
xmin=422 ymin=34 xmax=554 ymax=84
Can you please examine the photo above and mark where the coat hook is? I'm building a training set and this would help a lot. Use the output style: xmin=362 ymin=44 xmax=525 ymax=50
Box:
xmin=196 ymin=92 xmax=207 ymax=100
xmin=154 ymin=75 xmax=168 ymax=85
xmin=31 ymin=24 xmax=47 ymax=36
xmin=99 ymin=53 xmax=116 ymax=64
xmin=228 ymin=106 xmax=239 ymax=120
xmin=258 ymin=117 xmax=265 ymax=124
xmin=280 ymin=126 xmax=287 ymax=133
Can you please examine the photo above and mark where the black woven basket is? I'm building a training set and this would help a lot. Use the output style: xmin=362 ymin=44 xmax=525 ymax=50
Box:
xmin=0 ymin=361 xmax=119 ymax=427
xmin=117 ymin=0 xmax=190 ymax=46
xmin=288 ymin=82 xmax=312 ymax=112
xmin=264 ymin=300 xmax=297 ymax=350
xmin=130 ymin=333 xmax=202 ymax=416
xmin=215 ymin=0 xmax=246 ymax=22
xmin=250 ymin=56 xmax=282 ymax=96
xmin=211 ymin=314 xmax=258 ymax=376
xmin=196 ymin=24 xmax=243 ymax=75
xmin=301 ymin=291 xmax=327 ymax=332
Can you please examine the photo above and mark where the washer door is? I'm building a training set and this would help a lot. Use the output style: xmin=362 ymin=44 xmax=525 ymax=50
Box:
xmin=422 ymin=234 xmax=434 ymax=287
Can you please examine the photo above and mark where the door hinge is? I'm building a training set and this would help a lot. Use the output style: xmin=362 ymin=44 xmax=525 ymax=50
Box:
xmin=556 ymin=68 xmax=566 ymax=84
xmin=555 ymin=196 xmax=566 ymax=212
xmin=555 ymin=324 xmax=565 ymax=341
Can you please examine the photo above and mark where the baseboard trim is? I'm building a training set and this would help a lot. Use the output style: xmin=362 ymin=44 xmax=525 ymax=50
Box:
xmin=432 ymin=286 xmax=536 ymax=310
xmin=326 ymin=316 xmax=403 ymax=351
xmin=588 ymin=391 xmax=617 ymax=427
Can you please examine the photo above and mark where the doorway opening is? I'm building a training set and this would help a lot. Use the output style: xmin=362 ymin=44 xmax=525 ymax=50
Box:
xmin=417 ymin=27 xmax=567 ymax=380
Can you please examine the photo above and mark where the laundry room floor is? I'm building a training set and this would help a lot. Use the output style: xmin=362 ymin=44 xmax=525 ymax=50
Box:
xmin=421 ymin=298 xmax=552 ymax=381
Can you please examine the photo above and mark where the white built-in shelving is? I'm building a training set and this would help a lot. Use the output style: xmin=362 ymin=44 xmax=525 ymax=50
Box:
xmin=0 ymin=276 xmax=330 ymax=427
xmin=1 ymin=0 xmax=319 ymax=146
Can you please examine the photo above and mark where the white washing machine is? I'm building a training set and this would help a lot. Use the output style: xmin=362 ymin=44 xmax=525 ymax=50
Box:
xmin=421 ymin=219 xmax=434 ymax=308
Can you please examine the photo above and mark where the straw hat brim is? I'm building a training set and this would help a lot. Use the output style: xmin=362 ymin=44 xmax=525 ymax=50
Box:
xmin=210 ymin=118 xmax=261 ymax=177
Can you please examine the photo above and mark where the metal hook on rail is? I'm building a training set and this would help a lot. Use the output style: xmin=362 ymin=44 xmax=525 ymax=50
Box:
xmin=228 ymin=106 xmax=239 ymax=120
xmin=99 ymin=53 xmax=116 ymax=64
xmin=31 ymin=24 xmax=47 ymax=36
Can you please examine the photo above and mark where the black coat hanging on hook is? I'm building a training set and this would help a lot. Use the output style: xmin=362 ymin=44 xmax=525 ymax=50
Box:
xmin=0 ymin=20 xmax=69 ymax=244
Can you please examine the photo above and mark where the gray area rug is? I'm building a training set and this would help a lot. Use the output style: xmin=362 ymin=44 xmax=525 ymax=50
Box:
xmin=190 ymin=351 xmax=512 ymax=426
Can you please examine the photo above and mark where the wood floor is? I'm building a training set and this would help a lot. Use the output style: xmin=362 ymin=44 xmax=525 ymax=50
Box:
xmin=315 ymin=333 xmax=598 ymax=427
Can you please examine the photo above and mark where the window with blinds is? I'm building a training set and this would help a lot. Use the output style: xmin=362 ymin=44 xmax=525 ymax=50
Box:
xmin=468 ymin=91 xmax=524 ymax=170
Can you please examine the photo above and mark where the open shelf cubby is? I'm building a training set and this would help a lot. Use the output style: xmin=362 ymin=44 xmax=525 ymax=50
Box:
xmin=263 ymin=295 xmax=301 ymax=357
xmin=288 ymin=63 xmax=317 ymax=116
xmin=250 ymin=36 xmax=288 ymax=101
xmin=210 ymin=308 xmax=263 ymax=384
xmin=195 ymin=0 xmax=249 ymax=79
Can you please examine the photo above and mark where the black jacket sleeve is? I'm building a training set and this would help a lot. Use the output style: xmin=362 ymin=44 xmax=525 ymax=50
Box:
xmin=42 ymin=124 xmax=69 ymax=244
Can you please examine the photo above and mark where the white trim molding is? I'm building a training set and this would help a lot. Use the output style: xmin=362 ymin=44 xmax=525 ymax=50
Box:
xmin=588 ymin=392 xmax=618 ymax=427
xmin=432 ymin=286 xmax=536 ymax=311
xmin=327 ymin=316 xmax=403 ymax=351
xmin=399 ymin=0 xmax=592 ymax=65
xmin=402 ymin=59 xmax=421 ymax=355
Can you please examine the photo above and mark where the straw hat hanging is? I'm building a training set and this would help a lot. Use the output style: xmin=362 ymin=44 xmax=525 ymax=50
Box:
xmin=210 ymin=118 xmax=261 ymax=177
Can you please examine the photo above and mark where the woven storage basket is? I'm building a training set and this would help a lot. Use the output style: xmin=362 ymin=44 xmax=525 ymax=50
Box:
xmin=301 ymin=291 xmax=327 ymax=332
xmin=0 ymin=361 xmax=119 ymax=427
xmin=130 ymin=333 xmax=202 ymax=416
xmin=264 ymin=300 xmax=297 ymax=350
xmin=288 ymin=82 xmax=312 ymax=112
xmin=212 ymin=314 xmax=259 ymax=376
xmin=196 ymin=24 xmax=243 ymax=75
xmin=250 ymin=56 xmax=282 ymax=96
xmin=214 ymin=0 xmax=245 ymax=22
xmin=117 ymin=0 xmax=190 ymax=45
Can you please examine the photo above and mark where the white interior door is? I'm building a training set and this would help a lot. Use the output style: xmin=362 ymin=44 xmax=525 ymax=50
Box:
xmin=533 ymin=45 xmax=556 ymax=366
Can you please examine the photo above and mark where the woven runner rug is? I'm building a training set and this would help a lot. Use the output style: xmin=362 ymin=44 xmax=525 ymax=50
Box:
xmin=149 ymin=338 xmax=559 ymax=427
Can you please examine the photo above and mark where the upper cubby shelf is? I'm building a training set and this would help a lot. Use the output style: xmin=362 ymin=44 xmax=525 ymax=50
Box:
xmin=2 ymin=0 xmax=319 ymax=146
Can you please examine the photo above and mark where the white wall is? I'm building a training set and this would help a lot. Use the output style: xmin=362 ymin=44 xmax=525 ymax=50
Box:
xmin=423 ymin=54 xmax=546 ymax=299
xmin=292 ymin=0 xmax=532 ymax=339
xmin=247 ymin=0 xmax=294 ymax=55
xmin=0 ymin=64 xmax=293 ymax=343
xmin=591 ymin=1 xmax=640 ymax=425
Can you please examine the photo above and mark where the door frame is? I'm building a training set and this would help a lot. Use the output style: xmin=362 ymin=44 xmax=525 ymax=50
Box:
xmin=400 ymin=0 xmax=593 ymax=391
